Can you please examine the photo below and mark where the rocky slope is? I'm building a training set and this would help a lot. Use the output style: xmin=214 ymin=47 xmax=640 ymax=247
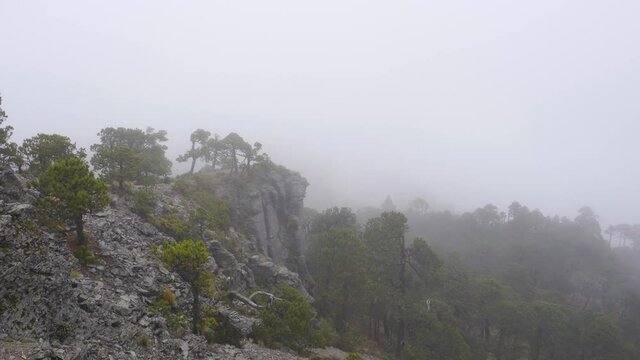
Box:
xmin=0 ymin=166 xmax=318 ymax=360
xmin=209 ymin=165 xmax=310 ymax=275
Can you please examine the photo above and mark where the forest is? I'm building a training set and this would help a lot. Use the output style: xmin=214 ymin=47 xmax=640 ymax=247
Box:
xmin=2 ymin=95 xmax=640 ymax=360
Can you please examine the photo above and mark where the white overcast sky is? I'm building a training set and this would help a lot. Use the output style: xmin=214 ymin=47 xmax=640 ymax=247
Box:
xmin=1 ymin=1 xmax=639 ymax=225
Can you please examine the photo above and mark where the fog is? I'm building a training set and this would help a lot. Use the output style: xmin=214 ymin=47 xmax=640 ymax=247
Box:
xmin=2 ymin=0 xmax=639 ymax=225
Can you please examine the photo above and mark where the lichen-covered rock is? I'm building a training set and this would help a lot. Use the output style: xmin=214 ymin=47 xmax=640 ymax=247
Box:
xmin=214 ymin=166 xmax=308 ymax=270
xmin=206 ymin=239 xmax=255 ymax=291
xmin=248 ymin=255 xmax=312 ymax=300
xmin=0 ymin=166 xmax=27 ymax=201
xmin=0 ymin=166 xmax=324 ymax=359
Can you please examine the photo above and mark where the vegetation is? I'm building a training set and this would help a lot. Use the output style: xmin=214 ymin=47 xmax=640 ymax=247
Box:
xmin=0 ymin=96 xmax=10 ymax=146
xmin=37 ymin=156 xmax=109 ymax=245
xmin=131 ymin=189 xmax=157 ymax=218
xmin=3 ymin=95 xmax=640 ymax=358
xmin=188 ymin=193 xmax=232 ymax=236
xmin=346 ymin=353 xmax=365 ymax=360
xmin=304 ymin=200 xmax=640 ymax=359
xmin=20 ymin=133 xmax=85 ymax=175
xmin=73 ymin=245 xmax=98 ymax=265
xmin=177 ymin=128 xmax=268 ymax=174
xmin=156 ymin=239 xmax=213 ymax=334
xmin=0 ymin=97 xmax=24 ymax=170
xmin=154 ymin=214 xmax=191 ymax=240
xmin=176 ymin=129 xmax=211 ymax=174
xmin=252 ymin=285 xmax=320 ymax=353
xmin=90 ymin=127 xmax=171 ymax=190
xmin=308 ymin=227 xmax=367 ymax=333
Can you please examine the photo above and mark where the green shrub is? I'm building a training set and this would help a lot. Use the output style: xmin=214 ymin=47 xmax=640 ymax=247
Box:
xmin=252 ymin=285 xmax=319 ymax=353
xmin=138 ymin=333 xmax=151 ymax=347
xmin=149 ymin=287 xmax=177 ymax=314
xmin=73 ymin=245 xmax=97 ymax=265
xmin=201 ymin=306 xmax=243 ymax=346
xmin=162 ymin=287 xmax=177 ymax=307
xmin=154 ymin=215 xmax=190 ymax=240
xmin=314 ymin=318 xmax=338 ymax=348
xmin=131 ymin=190 xmax=156 ymax=218
xmin=148 ymin=288 xmax=187 ymax=337
xmin=51 ymin=322 xmax=74 ymax=342
xmin=346 ymin=353 xmax=365 ymax=360
xmin=166 ymin=313 xmax=189 ymax=337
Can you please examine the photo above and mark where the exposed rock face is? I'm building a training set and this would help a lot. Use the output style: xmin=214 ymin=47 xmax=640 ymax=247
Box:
xmin=206 ymin=239 xmax=255 ymax=291
xmin=215 ymin=166 xmax=309 ymax=271
xmin=0 ymin=165 xmax=337 ymax=359
xmin=248 ymin=255 xmax=312 ymax=300
xmin=0 ymin=166 xmax=27 ymax=202
xmin=0 ymin=187 xmax=204 ymax=358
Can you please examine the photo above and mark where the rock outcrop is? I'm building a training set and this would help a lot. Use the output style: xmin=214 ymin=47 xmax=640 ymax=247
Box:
xmin=0 ymin=165 xmax=316 ymax=359
xmin=214 ymin=165 xmax=309 ymax=273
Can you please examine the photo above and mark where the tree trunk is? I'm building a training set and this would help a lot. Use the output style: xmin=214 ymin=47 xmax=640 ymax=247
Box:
xmin=396 ymin=318 xmax=405 ymax=356
xmin=531 ymin=328 xmax=542 ymax=360
xmin=192 ymin=286 xmax=201 ymax=334
xmin=496 ymin=328 xmax=505 ymax=360
xmin=189 ymin=141 xmax=196 ymax=174
xmin=396 ymin=236 xmax=407 ymax=356
xmin=118 ymin=161 xmax=124 ymax=190
xmin=212 ymin=149 xmax=218 ymax=169
xmin=75 ymin=216 xmax=86 ymax=246
xmin=231 ymin=147 xmax=238 ymax=173
xmin=483 ymin=319 xmax=491 ymax=346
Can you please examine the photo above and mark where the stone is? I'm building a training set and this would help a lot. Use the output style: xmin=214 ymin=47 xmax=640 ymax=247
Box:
xmin=0 ymin=165 xmax=319 ymax=359
xmin=248 ymin=255 xmax=312 ymax=300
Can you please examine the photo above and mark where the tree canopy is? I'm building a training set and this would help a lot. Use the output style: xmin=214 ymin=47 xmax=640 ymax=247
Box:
xmin=37 ymin=156 xmax=109 ymax=245
xmin=157 ymin=239 xmax=213 ymax=334
xmin=20 ymin=133 xmax=85 ymax=175
xmin=177 ymin=129 xmax=211 ymax=174
xmin=0 ymin=96 xmax=23 ymax=170
xmin=90 ymin=127 xmax=171 ymax=189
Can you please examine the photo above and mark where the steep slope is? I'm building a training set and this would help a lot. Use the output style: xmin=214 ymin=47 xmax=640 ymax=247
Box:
xmin=172 ymin=164 xmax=313 ymax=294
xmin=0 ymin=166 xmax=309 ymax=359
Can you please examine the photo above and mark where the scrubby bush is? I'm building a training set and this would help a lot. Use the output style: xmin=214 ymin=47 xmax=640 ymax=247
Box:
xmin=345 ymin=353 xmax=365 ymax=360
xmin=166 ymin=313 xmax=189 ymax=337
xmin=154 ymin=215 xmax=190 ymax=240
xmin=138 ymin=333 xmax=151 ymax=347
xmin=252 ymin=285 xmax=320 ymax=353
xmin=174 ymin=175 xmax=232 ymax=232
xmin=156 ymin=239 xmax=214 ymax=334
xmin=149 ymin=287 xmax=177 ymax=314
xmin=131 ymin=190 xmax=156 ymax=218
xmin=73 ymin=245 xmax=97 ymax=265
xmin=148 ymin=288 xmax=188 ymax=337
xmin=51 ymin=321 xmax=74 ymax=342
xmin=201 ymin=306 xmax=243 ymax=346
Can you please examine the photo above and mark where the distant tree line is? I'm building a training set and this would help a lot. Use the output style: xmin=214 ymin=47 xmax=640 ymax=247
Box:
xmin=304 ymin=196 xmax=640 ymax=359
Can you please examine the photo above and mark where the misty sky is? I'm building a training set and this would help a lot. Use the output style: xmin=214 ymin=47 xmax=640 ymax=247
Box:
xmin=1 ymin=1 xmax=639 ymax=226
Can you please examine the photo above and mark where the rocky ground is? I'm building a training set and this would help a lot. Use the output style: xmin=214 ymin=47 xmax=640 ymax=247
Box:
xmin=0 ymin=165 xmax=352 ymax=359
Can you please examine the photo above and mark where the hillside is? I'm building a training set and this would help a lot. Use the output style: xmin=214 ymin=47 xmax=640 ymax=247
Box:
xmin=0 ymin=165 xmax=336 ymax=359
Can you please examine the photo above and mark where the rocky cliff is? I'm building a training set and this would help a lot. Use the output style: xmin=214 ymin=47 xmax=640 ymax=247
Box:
xmin=206 ymin=165 xmax=311 ymax=278
xmin=0 ymin=166 xmax=314 ymax=359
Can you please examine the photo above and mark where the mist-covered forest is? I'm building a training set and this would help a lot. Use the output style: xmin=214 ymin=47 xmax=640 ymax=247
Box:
xmin=2 ymin=95 xmax=640 ymax=360
xmin=3 ymin=2 xmax=640 ymax=359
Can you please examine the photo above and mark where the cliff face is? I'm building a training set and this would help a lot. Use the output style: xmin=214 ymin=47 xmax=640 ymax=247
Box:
xmin=0 ymin=166 xmax=310 ymax=359
xmin=214 ymin=165 xmax=309 ymax=274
